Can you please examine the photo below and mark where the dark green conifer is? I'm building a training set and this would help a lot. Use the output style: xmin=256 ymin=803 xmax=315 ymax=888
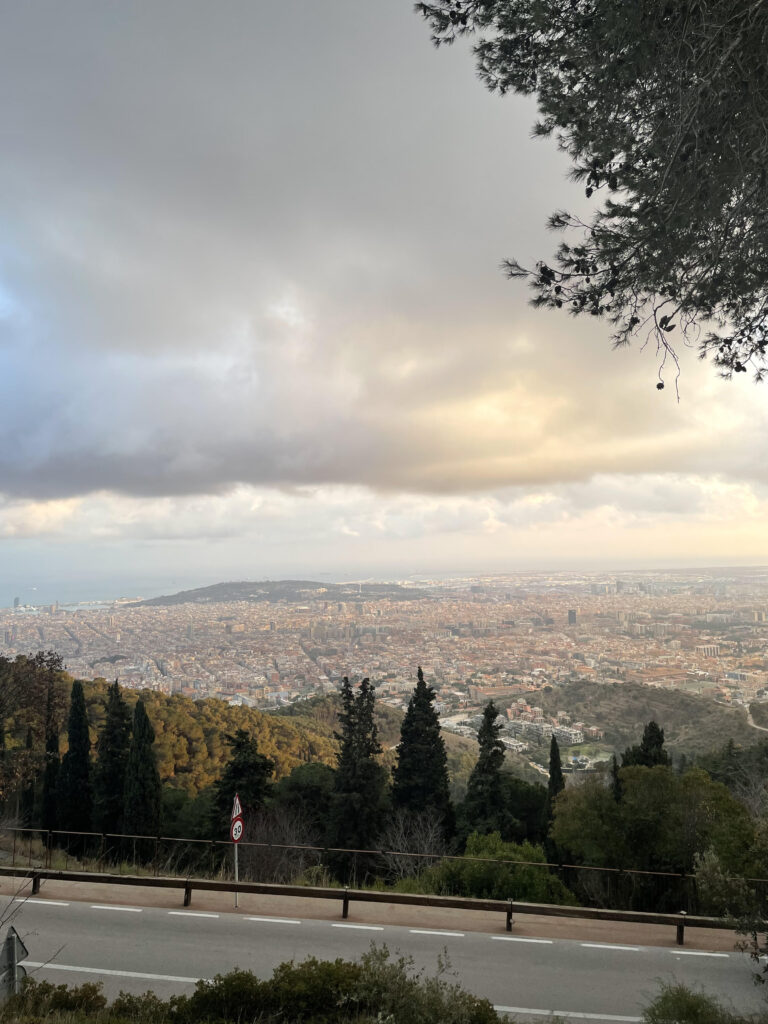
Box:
xmin=392 ymin=667 xmax=453 ymax=834
xmin=57 ymin=681 xmax=92 ymax=834
xmin=123 ymin=699 xmax=162 ymax=838
xmin=610 ymin=754 xmax=622 ymax=802
xmin=459 ymin=701 xmax=518 ymax=840
xmin=622 ymin=720 xmax=670 ymax=768
xmin=548 ymin=735 xmax=565 ymax=802
xmin=93 ymin=680 xmax=132 ymax=835
xmin=41 ymin=730 xmax=60 ymax=832
xmin=211 ymin=729 xmax=274 ymax=836
xmin=326 ymin=677 xmax=390 ymax=881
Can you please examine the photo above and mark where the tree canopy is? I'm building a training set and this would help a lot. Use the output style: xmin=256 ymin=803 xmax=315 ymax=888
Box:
xmin=392 ymin=667 xmax=453 ymax=834
xmin=417 ymin=0 xmax=768 ymax=384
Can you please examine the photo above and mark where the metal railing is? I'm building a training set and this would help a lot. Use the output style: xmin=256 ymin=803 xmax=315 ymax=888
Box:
xmin=2 ymin=827 xmax=766 ymax=918
xmin=0 ymin=863 xmax=728 ymax=947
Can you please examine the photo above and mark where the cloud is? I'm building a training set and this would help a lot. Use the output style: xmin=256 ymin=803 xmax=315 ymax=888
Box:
xmin=0 ymin=0 xmax=766 ymax=588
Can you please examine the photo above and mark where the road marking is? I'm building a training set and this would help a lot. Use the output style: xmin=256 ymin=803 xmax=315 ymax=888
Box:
xmin=495 ymin=1008 xmax=641 ymax=1022
xmin=581 ymin=943 xmax=640 ymax=952
xmin=90 ymin=905 xmax=142 ymax=913
xmin=247 ymin=916 xmax=301 ymax=925
xmin=409 ymin=928 xmax=465 ymax=937
xmin=492 ymin=936 xmax=553 ymax=944
xmin=332 ymin=923 xmax=384 ymax=931
xmin=672 ymin=950 xmax=729 ymax=957
xmin=168 ymin=911 xmax=219 ymax=919
xmin=22 ymin=962 xmax=202 ymax=984
xmin=14 ymin=898 xmax=70 ymax=907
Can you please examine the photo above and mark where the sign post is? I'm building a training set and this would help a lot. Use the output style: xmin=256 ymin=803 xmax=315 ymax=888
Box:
xmin=230 ymin=793 xmax=244 ymax=909
xmin=0 ymin=926 xmax=28 ymax=1002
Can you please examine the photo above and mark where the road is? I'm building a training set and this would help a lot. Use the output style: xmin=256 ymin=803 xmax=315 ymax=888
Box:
xmin=2 ymin=896 xmax=764 ymax=1022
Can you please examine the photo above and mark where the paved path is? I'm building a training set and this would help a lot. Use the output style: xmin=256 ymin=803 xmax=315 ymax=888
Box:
xmin=1 ymin=890 xmax=762 ymax=1024
xmin=1 ymin=875 xmax=760 ymax=1023
xmin=0 ymin=873 xmax=739 ymax=950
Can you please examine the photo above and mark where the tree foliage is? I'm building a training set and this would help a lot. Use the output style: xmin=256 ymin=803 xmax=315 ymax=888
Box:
xmin=212 ymin=729 xmax=275 ymax=837
xmin=123 ymin=699 xmax=162 ymax=838
xmin=459 ymin=702 xmax=518 ymax=840
xmin=417 ymin=0 xmax=768 ymax=383
xmin=392 ymin=667 xmax=453 ymax=835
xmin=57 ymin=681 xmax=92 ymax=835
xmin=92 ymin=680 xmax=131 ymax=835
xmin=552 ymin=765 xmax=753 ymax=875
xmin=326 ymin=678 xmax=390 ymax=879
xmin=623 ymin=720 xmax=670 ymax=768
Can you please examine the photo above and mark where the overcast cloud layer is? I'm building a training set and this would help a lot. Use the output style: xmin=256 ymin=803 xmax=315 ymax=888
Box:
xmin=1 ymin=1 xmax=767 ymax=600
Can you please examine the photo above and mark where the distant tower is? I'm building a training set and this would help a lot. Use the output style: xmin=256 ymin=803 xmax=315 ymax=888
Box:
xmin=13 ymin=597 xmax=19 ymax=609
xmin=568 ymin=609 xmax=577 ymax=626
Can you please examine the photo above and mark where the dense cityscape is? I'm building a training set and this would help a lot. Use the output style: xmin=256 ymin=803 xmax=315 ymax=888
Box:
xmin=3 ymin=570 xmax=767 ymax=761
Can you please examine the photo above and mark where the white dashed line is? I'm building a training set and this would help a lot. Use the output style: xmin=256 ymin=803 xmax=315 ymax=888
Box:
xmin=581 ymin=943 xmax=640 ymax=952
xmin=90 ymin=905 xmax=142 ymax=913
xmin=672 ymin=950 xmax=729 ymax=957
xmin=168 ymin=911 xmax=219 ymax=919
xmin=495 ymin=1008 xmax=641 ymax=1022
xmin=492 ymin=936 xmax=553 ymax=944
xmin=409 ymin=929 xmax=465 ymax=937
xmin=332 ymin=923 xmax=384 ymax=931
xmin=14 ymin=898 xmax=69 ymax=906
xmin=22 ymin=962 xmax=202 ymax=984
xmin=247 ymin=916 xmax=301 ymax=925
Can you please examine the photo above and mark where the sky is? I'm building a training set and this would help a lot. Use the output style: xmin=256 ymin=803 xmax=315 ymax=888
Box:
xmin=1 ymin=1 xmax=767 ymax=606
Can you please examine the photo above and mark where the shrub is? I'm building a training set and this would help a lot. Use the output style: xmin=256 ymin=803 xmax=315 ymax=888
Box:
xmin=171 ymin=968 xmax=267 ymax=1023
xmin=402 ymin=833 xmax=577 ymax=905
xmin=261 ymin=956 xmax=363 ymax=1023
xmin=642 ymin=983 xmax=756 ymax=1024
xmin=2 ymin=977 xmax=107 ymax=1018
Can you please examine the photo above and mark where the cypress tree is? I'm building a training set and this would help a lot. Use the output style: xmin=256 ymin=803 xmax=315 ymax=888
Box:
xmin=20 ymin=726 xmax=35 ymax=824
xmin=41 ymin=655 xmax=65 ymax=832
xmin=392 ymin=667 xmax=453 ymax=835
xmin=622 ymin=720 xmax=670 ymax=768
xmin=326 ymin=677 xmax=390 ymax=881
xmin=93 ymin=680 xmax=132 ymax=835
xmin=459 ymin=701 xmax=518 ymax=840
xmin=610 ymin=754 xmax=623 ymax=802
xmin=123 ymin=699 xmax=162 ymax=839
xmin=548 ymin=735 xmax=565 ymax=803
xmin=41 ymin=730 xmax=60 ymax=832
xmin=211 ymin=729 xmax=274 ymax=837
xmin=57 ymin=681 xmax=92 ymax=835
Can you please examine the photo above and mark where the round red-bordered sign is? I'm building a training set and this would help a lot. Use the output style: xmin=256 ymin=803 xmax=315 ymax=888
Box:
xmin=230 ymin=815 xmax=244 ymax=843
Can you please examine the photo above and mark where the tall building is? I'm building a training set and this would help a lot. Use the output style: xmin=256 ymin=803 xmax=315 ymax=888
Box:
xmin=568 ymin=609 xmax=577 ymax=626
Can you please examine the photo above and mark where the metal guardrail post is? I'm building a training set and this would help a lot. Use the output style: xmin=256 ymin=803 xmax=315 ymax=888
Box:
xmin=342 ymin=888 xmax=350 ymax=919
xmin=506 ymin=899 xmax=514 ymax=932
xmin=31 ymin=872 xmax=40 ymax=896
xmin=184 ymin=881 xmax=192 ymax=907
xmin=676 ymin=910 xmax=686 ymax=946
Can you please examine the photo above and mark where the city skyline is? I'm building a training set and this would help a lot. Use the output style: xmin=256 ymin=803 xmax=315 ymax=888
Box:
xmin=2 ymin=2 xmax=768 ymax=598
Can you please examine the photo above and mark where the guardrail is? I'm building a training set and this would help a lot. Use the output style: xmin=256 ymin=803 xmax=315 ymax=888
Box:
xmin=0 ymin=864 xmax=729 ymax=946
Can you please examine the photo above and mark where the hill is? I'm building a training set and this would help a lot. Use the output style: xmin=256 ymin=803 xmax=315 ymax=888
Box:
xmin=133 ymin=579 xmax=430 ymax=607
xmin=80 ymin=680 xmax=338 ymax=795
xmin=531 ymin=679 xmax=757 ymax=758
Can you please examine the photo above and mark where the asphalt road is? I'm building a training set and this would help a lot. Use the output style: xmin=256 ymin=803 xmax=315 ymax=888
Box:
xmin=3 ymin=896 xmax=765 ymax=1023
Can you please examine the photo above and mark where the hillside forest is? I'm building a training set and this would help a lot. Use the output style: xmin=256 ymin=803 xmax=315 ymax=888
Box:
xmin=0 ymin=652 xmax=767 ymax=930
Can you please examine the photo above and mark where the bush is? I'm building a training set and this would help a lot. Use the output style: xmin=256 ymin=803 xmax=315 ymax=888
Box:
xmin=401 ymin=832 xmax=577 ymax=905
xmin=2 ymin=977 xmax=107 ymax=1018
xmin=641 ymin=983 xmax=767 ymax=1024
xmin=352 ymin=945 xmax=499 ymax=1024
xmin=171 ymin=968 xmax=266 ymax=1023
xmin=2 ymin=950 xmax=503 ymax=1024
xmin=262 ymin=956 xmax=363 ymax=1023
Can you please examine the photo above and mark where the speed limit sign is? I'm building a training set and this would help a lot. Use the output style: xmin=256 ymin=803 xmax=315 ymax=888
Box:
xmin=230 ymin=815 xmax=244 ymax=843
